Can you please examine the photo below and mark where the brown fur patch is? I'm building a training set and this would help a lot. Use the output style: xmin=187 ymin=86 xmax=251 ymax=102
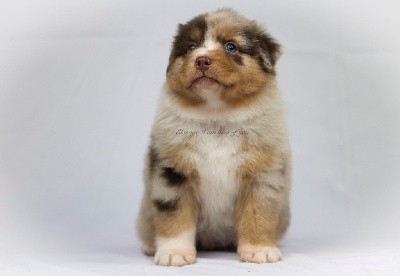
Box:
xmin=238 ymin=139 xmax=276 ymax=176
xmin=217 ymin=25 xmax=239 ymax=42
xmin=191 ymin=28 xmax=203 ymax=42
xmin=235 ymin=177 xmax=279 ymax=247
xmin=166 ymin=57 xmax=206 ymax=108
xmin=235 ymin=136 xmax=281 ymax=247
xmin=219 ymin=56 xmax=272 ymax=102
xmin=155 ymin=183 xmax=198 ymax=237
xmin=157 ymin=142 xmax=198 ymax=177
xmin=232 ymin=54 xmax=244 ymax=65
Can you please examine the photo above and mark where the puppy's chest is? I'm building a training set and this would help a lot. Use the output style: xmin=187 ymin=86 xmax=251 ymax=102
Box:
xmin=190 ymin=129 xmax=245 ymax=224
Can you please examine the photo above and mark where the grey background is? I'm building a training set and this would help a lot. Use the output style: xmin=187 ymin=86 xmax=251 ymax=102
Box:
xmin=1 ymin=0 xmax=400 ymax=274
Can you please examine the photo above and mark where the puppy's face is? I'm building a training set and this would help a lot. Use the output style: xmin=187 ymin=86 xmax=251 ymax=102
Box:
xmin=166 ymin=9 xmax=281 ymax=110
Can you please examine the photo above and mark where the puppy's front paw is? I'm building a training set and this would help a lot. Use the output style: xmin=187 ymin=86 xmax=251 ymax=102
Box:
xmin=155 ymin=229 xmax=197 ymax=266
xmin=155 ymin=248 xmax=196 ymax=266
xmin=238 ymin=245 xmax=283 ymax=263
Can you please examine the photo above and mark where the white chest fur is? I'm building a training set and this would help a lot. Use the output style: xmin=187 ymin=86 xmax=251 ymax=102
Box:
xmin=191 ymin=126 xmax=244 ymax=245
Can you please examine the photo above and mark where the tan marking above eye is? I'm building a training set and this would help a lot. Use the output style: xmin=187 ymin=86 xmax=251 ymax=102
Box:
xmin=215 ymin=33 xmax=248 ymax=51
xmin=190 ymin=28 xmax=203 ymax=41
xmin=217 ymin=25 xmax=238 ymax=41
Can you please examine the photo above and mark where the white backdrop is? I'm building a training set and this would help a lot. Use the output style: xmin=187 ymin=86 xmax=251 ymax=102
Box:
xmin=1 ymin=1 xmax=400 ymax=275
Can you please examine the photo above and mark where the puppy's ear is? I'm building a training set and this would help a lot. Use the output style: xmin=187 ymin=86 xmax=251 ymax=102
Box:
xmin=257 ymin=32 xmax=281 ymax=73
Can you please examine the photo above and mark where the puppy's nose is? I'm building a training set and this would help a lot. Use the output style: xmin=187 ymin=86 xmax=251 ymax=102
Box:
xmin=195 ymin=56 xmax=212 ymax=72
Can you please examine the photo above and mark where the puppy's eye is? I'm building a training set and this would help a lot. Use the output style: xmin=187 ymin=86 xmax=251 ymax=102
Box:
xmin=188 ymin=42 xmax=197 ymax=50
xmin=225 ymin=42 xmax=238 ymax=53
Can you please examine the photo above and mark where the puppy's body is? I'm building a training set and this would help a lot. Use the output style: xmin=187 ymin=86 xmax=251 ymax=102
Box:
xmin=137 ymin=9 xmax=291 ymax=266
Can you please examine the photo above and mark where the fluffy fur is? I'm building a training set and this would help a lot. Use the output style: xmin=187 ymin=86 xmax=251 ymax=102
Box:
xmin=137 ymin=8 xmax=291 ymax=266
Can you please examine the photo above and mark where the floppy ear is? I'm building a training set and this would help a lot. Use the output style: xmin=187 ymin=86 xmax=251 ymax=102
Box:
xmin=257 ymin=32 xmax=281 ymax=73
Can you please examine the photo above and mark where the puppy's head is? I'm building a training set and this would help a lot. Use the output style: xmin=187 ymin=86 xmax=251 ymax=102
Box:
xmin=166 ymin=9 xmax=281 ymax=112
xmin=167 ymin=9 xmax=280 ymax=110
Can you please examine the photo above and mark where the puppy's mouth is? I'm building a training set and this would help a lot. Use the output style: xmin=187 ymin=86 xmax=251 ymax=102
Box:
xmin=189 ymin=75 xmax=229 ymax=89
xmin=194 ymin=76 xmax=220 ymax=84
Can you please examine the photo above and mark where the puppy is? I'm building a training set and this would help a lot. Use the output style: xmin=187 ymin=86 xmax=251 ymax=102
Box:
xmin=137 ymin=8 xmax=291 ymax=266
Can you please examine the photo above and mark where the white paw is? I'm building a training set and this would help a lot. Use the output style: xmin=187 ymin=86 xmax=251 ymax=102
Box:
xmin=155 ymin=229 xmax=196 ymax=266
xmin=238 ymin=245 xmax=283 ymax=263
xmin=155 ymin=248 xmax=196 ymax=266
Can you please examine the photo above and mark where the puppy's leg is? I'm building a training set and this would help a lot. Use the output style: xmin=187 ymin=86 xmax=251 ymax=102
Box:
xmin=152 ymin=168 xmax=198 ymax=266
xmin=137 ymin=196 xmax=156 ymax=256
xmin=137 ymin=150 xmax=157 ymax=256
xmin=235 ymin=170 xmax=287 ymax=263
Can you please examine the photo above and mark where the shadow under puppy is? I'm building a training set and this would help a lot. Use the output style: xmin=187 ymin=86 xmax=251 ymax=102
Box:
xmin=137 ymin=8 xmax=291 ymax=266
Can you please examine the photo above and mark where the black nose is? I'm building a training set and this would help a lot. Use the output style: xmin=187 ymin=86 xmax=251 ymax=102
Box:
xmin=195 ymin=56 xmax=212 ymax=72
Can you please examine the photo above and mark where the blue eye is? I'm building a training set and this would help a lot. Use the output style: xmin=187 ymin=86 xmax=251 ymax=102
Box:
xmin=189 ymin=42 xmax=197 ymax=50
xmin=225 ymin=42 xmax=238 ymax=53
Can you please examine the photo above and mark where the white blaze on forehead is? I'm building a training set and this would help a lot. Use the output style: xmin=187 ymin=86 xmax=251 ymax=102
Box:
xmin=204 ymin=36 xmax=219 ymax=50
xmin=194 ymin=34 xmax=219 ymax=56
